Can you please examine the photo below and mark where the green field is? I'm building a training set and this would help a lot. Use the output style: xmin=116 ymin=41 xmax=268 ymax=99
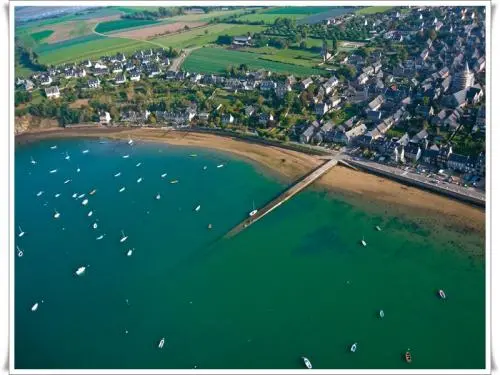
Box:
xmin=241 ymin=46 xmax=322 ymax=67
xmin=29 ymin=29 xmax=54 ymax=42
xmin=37 ymin=37 xmax=152 ymax=65
xmin=356 ymin=6 xmax=395 ymax=15
xmin=182 ymin=47 xmax=324 ymax=76
xmin=34 ymin=34 xmax=106 ymax=54
xmin=236 ymin=7 xmax=334 ymax=24
xmin=95 ymin=19 xmax=160 ymax=33
xmin=151 ymin=23 xmax=266 ymax=49
xmin=263 ymin=6 xmax=336 ymax=15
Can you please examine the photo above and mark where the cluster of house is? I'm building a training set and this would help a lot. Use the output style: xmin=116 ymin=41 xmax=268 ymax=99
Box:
xmin=294 ymin=6 xmax=485 ymax=175
xmin=16 ymin=48 xmax=172 ymax=99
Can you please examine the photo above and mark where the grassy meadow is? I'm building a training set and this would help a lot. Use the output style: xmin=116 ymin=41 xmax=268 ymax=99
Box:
xmin=95 ymin=19 xmax=160 ymax=33
xmin=355 ymin=6 xmax=395 ymax=15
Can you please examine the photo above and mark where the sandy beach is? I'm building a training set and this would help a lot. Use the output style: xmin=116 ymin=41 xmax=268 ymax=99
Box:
xmin=15 ymin=127 xmax=485 ymax=237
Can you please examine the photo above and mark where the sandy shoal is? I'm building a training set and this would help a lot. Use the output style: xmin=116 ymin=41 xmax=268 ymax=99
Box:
xmin=16 ymin=127 xmax=485 ymax=236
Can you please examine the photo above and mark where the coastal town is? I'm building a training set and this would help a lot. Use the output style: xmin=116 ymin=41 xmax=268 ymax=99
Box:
xmin=15 ymin=5 xmax=486 ymax=203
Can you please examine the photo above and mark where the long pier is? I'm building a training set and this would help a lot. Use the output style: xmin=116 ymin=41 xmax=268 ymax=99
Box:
xmin=225 ymin=158 xmax=339 ymax=238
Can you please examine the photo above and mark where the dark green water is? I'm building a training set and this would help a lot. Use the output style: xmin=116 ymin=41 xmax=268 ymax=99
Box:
xmin=15 ymin=139 xmax=485 ymax=370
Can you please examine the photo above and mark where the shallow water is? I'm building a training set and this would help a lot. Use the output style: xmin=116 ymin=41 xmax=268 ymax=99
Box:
xmin=15 ymin=139 xmax=485 ymax=369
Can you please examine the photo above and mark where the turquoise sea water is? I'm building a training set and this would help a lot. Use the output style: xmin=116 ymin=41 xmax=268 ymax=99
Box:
xmin=15 ymin=139 xmax=485 ymax=370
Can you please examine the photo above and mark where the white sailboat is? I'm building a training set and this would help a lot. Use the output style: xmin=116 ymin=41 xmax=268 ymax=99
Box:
xmin=16 ymin=245 xmax=23 ymax=257
xmin=53 ymin=210 xmax=60 ymax=219
xmin=77 ymin=167 xmax=81 ymax=173
xmin=123 ymin=154 xmax=130 ymax=159
xmin=120 ymin=230 xmax=128 ymax=243
xmin=49 ymin=169 xmax=58 ymax=174
xmin=31 ymin=302 xmax=39 ymax=311
xmin=127 ymin=248 xmax=134 ymax=257
xmin=72 ymin=193 xmax=77 ymax=198
xmin=82 ymin=199 xmax=89 ymax=206
xmin=78 ymin=194 xmax=85 ymax=199
xmin=190 ymin=154 xmax=197 ymax=157
xmin=128 ymin=136 xmax=134 ymax=146
xmin=50 ymin=145 xmax=57 ymax=150
xmin=161 ymin=173 xmax=167 ymax=178
xmin=54 ymin=193 xmax=61 ymax=198
xmin=379 ymin=310 xmax=385 ymax=318
xmin=75 ymin=266 xmax=86 ymax=276
xmin=137 ymin=177 xmax=143 ymax=183
xmin=361 ymin=236 xmax=367 ymax=247
xmin=89 ymin=189 xmax=96 ymax=195
xmin=249 ymin=201 xmax=257 ymax=217
xmin=136 ymin=162 xmax=141 ymax=167
xmin=87 ymin=211 xmax=93 ymax=217
xmin=375 ymin=225 xmax=382 ymax=231
xmin=64 ymin=179 xmax=71 ymax=184
xmin=156 ymin=194 xmax=161 ymax=200
xmin=158 ymin=337 xmax=165 ymax=349
xmin=30 ymin=157 xmax=37 ymax=165
xmin=82 ymin=149 xmax=89 ymax=154
xmin=114 ymin=172 xmax=122 ymax=177
xmin=170 ymin=180 xmax=179 ymax=184
xmin=36 ymin=191 xmax=44 ymax=197
xmin=96 ymin=234 xmax=105 ymax=240
xmin=119 ymin=187 xmax=126 ymax=192
xmin=350 ymin=342 xmax=358 ymax=353
xmin=302 ymin=357 xmax=312 ymax=369
xmin=203 ymin=166 xmax=207 ymax=170
xmin=217 ymin=164 xmax=224 ymax=168
xmin=195 ymin=205 xmax=201 ymax=212
xmin=64 ymin=152 xmax=70 ymax=160
xmin=92 ymin=222 xmax=98 ymax=229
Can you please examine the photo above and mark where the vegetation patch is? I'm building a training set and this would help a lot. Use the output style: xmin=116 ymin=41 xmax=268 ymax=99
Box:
xmin=95 ymin=19 xmax=160 ymax=33
xmin=355 ymin=6 xmax=395 ymax=15
xmin=29 ymin=30 xmax=54 ymax=42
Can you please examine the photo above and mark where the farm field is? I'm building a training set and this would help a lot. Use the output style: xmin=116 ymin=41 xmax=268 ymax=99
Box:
xmin=241 ymin=46 xmax=322 ymax=68
xmin=29 ymin=30 xmax=54 ymax=42
xmin=297 ymin=7 xmax=356 ymax=24
xmin=355 ymin=6 xmax=395 ymax=15
xmin=236 ymin=6 xmax=337 ymax=24
xmin=109 ymin=21 xmax=207 ymax=40
xmin=36 ymin=37 xmax=152 ymax=65
xmin=34 ymin=34 xmax=106 ymax=54
xmin=151 ymin=23 xmax=266 ymax=49
xmin=95 ymin=19 xmax=159 ymax=33
xmin=182 ymin=47 xmax=324 ymax=76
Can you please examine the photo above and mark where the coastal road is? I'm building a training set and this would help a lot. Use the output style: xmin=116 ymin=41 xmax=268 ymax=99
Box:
xmin=343 ymin=155 xmax=485 ymax=204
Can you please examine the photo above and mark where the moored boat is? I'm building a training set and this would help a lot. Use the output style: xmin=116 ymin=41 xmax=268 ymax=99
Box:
xmin=302 ymin=357 xmax=312 ymax=369
xmin=376 ymin=225 xmax=382 ymax=231
xmin=158 ymin=337 xmax=165 ymax=349
xmin=379 ymin=309 xmax=385 ymax=318
xmin=405 ymin=351 xmax=412 ymax=363
xmin=119 ymin=187 xmax=126 ymax=193
xmin=350 ymin=342 xmax=357 ymax=352
xmin=438 ymin=289 xmax=446 ymax=299
xmin=75 ymin=266 xmax=86 ymax=276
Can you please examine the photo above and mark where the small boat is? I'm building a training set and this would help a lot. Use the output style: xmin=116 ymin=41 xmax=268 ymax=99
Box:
xmin=161 ymin=173 xmax=167 ymax=178
xmin=18 ymin=226 xmax=25 ymax=237
xmin=379 ymin=310 xmax=385 ymax=318
xmin=438 ymin=289 xmax=446 ymax=299
xmin=16 ymin=245 xmax=23 ymax=257
xmin=190 ymin=154 xmax=197 ymax=157
xmin=87 ymin=211 xmax=93 ymax=217
xmin=156 ymin=194 xmax=161 ymax=200
xmin=137 ymin=177 xmax=142 ymax=183
xmin=92 ymin=223 xmax=98 ymax=229
xmin=119 ymin=187 xmax=126 ymax=193
xmin=170 ymin=180 xmax=179 ymax=184
xmin=82 ymin=149 xmax=89 ymax=154
xmin=208 ymin=224 xmax=212 ymax=229
xmin=350 ymin=343 xmax=358 ymax=353
xmin=36 ymin=191 xmax=44 ymax=197
xmin=127 ymin=249 xmax=133 ymax=257
xmin=120 ymin=230 xmax=128 ymax=243
xmin=64 ymin=152 xmax=70 ymax=160
xmin=53 ymin=210 xmax=60 ymax=219
xmin=96 ymin=234 xmax=105 ymax=240
xmin=123 ymin=155 xmax=130 ymax=159
xmin=72 ymin=193 xmax=77 ymax=198
xmin=302 ymin=357 xmax=312 ymax=369
xmin=136 ymin=162 xmax=141 ymax=167
xmin=64 ymin=179 xmax=71 ymax=184
xmin=128 ymin=136 xmax=134 ymax=146
xmin=405 ymin=351 xmax=412 ymax=364
xmin=375 ymin=226 xmax=382 ymax=231
xmin=158 ymin=337 xmax=165 ymax=349
xmin=203 ymin=166 xmax=207 ymax=170
xmin=195 ymin=205 xmax=201 ymax=212
xmin=361 ymin=237 xmax=367 ymax=247
xmin=49 ymin=169 xmax=58 ymax=174
xmin=31 ymin=302 xmax=39 ymax=311
xmin=82 ymin=199 xmax=89 ymax=206
xmin=89 ymin=189 xmax=96 ymax=195
xmin=77 ymin=167 xmax=81 ymax=173
xmin=50 ymin=145 xmax=57 ymax=150
xmin=114 ymin=172 xmax=121 ymax=177
xmin=217 ymin=164 xmax=224 ymax=168
xmin=30 ymin=157 xmax=37 ymax=165
xmin=249 ymin=201 xmax=257 ymax=217
xmin=78 ymin=194 xmax=85 ymax=199
xmin=54 ymin=193 xmax=61 ymax=198
xmin=75 ymin=266 xmax=86 ymax=276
